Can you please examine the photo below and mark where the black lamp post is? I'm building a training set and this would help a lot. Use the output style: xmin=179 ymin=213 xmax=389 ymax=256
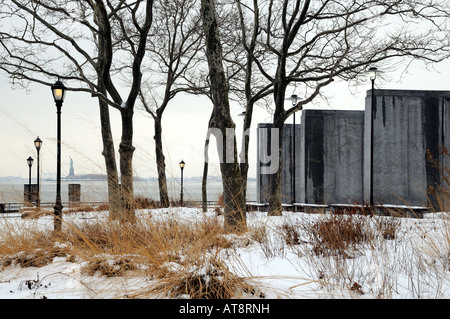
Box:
xmin=290 ymin=94 xmax=299 ymax=204
xmin=34 ymin=136 xmax=42 ymax=208
xmin=364 ymin=67 xmax=382 ymax=207
xmin=179 ymin=160 xmax=185 ymax=205
xmin=51 ymin=79 xmax=66 ymax=232
xmin=27 ymin=156 xmax=34 ymax=205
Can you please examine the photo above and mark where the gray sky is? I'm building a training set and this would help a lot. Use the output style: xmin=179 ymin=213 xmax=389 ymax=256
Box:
xmin=1 ymin=58 xmax=450 ymax=180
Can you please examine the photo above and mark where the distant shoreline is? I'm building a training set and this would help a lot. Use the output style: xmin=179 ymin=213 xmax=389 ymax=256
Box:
xmin=0 ymin=178 xmax=257 ymax=203
xmin=0 ymin=175 xmax=257 ymax=182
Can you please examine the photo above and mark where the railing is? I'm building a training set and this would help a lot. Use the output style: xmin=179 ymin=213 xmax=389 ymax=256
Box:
xmin=1 ymin=201 xmax=429 ymax=217
xmin=0 ymin=203 xmax=22 ymax=213
xmin=0 ymin=200 xmax=221 ymax=213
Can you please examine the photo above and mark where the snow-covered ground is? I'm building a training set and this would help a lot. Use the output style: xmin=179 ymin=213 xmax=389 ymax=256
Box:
xmin=0 ymin=207 xmax=449 ymax=300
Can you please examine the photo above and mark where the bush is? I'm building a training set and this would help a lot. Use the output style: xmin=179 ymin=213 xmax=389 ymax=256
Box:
xmin=302 ymin=214 xmax=372 ymax=257
xmin=149 ymin=257 xmax=256 ymax=299
xmin=375 ymin=217 xmax=401 ymax=240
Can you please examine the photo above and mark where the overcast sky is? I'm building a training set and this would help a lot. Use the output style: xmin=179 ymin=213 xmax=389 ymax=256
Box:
xmin=1 ymin=58 xmax=450 ymax=180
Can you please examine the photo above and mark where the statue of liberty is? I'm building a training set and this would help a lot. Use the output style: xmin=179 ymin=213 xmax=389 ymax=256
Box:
xmin=68 ymin=156 xmax=75 ymax=178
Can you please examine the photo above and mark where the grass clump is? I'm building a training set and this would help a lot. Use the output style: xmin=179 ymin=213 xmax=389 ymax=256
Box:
xmin=82 ymin=255 xmax=137 ymax=277
xmin=0 ymin=210 xmax=256 ymax=299
xmin=146 ymin=255 xmax=256 ymax=299
xmin=303 ymin=213 xmax=372 ymax=257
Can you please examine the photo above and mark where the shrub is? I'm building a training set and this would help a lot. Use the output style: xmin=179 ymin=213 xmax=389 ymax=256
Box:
xmin=147 ymin=256 xmax=256 ymax=299
xmin=134 ymin=196 xmax=157 ymax=209
xmin=375 ymin=217 xmax=401 ymax=240
xmin=281 ymin=222 xmax=301 ymax=246
xmin=302 ymin=214 xmax=372 ymax=257
xmin=217 ymin=193 xmax=224 ymax=207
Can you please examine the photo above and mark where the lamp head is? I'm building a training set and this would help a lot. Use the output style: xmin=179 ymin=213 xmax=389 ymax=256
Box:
xmin=27 ymin=156 xmax=34 ymax=167
xmin=34 ymin=136 xmax=42 ymax=151
xmin=365 ymin=67 xmax=383 ymax=81
xmin=51 ymin=79 xmax=66 ymax=104
xmin=290 ymin=94 xmax=299 ymax=106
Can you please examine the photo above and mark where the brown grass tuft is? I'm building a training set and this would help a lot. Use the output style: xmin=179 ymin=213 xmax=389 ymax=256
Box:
xmin=144 ymin=255 xmax=256 ymax=299
xmin=0 ymin=211 xmax=256 ymax=298
xmin=302 ymin=214 xmax=372 ymax=257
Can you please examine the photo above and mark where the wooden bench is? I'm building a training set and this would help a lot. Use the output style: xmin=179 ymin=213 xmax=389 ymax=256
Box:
xmin=0 ymin=203 xmax=21 ymax=213
xmin=246 ymin=202 xmax=268 ymax=212
xmin=292 ymin=203 xmax=329 ymax=213
xmin=330 ymin=203 xmax=372 ymax=215
xmin=375 ymin=204 xmax=428 ymax=218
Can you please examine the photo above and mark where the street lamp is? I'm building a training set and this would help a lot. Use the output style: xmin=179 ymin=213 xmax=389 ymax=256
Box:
xmin=364 ymin=67 xmax=382 ymax=208
xmin=290 ymin=94 xmax=299 ymax=204
xmin=27 ymin=156 xmax=34 ymax=205
xmin=179 ymin=160 xmax=185 ymax=205
xmin=34 ymin=136 xmax=42 ymax=208
xmin=51 ymin=79 xmax=66 ymax=233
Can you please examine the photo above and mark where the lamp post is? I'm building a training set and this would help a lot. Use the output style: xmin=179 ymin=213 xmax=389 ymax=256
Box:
xmin=290 ymin=94 xmax=299 ymax=204
xmin=179 ymin=160 xmax=185 ymax=205
xmin=51 ymin=79 xmax=66 ymax=233
xmin=27 ymin=156 xmax=34 ymax=205
xmin=34 ymin=136 xmax=42 ymax=208
xmin=364 ymin=67 xmax=382 ymax=208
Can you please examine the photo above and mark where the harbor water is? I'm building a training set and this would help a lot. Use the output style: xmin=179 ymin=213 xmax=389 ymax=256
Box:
xmin=0 ymin=178 xmax=257 ymax=204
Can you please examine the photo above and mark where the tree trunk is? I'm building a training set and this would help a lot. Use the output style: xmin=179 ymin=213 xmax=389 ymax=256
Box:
xmin=154 ymin=118 xmax=170 ymax=207
xmin=201 ymin=0 xmax=246 ymax=232
xmin=119 ymin=107 xmax=136 ymax=222
xmin=202 ymin=134 xmax=210 ymax=212
xmin=202 ymin=159 xmax=208 ymax=212
xmin=239 ymin=100 xmax=255 ymax=211
xmin=98 ymin=98 xmax=122 ymax=219
xmin=220 ymin=136 xmax=246 ymax=232
xmin=267 ymin=120 xmax=284 ymax=216
xmin=94 ymin=3 xmax=122 ymax=219
xmin=268 ymin=77 xmax=288 ymax=216
xmin=202 ymin=121 xmax=213 ymax=212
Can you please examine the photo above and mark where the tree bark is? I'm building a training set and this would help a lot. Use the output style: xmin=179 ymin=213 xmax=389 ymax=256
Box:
xmin=98 ymin=96 xmax=122 ymax=219
xmin=239 ymin=101 xmax=253 ymax=211
xmin=119 ymin=107 xmax=136 ymax=222
xmin=154 ymin=117 xmax=170 ymax=207
xmin=268 ymin=72 xmax=288 ymax=216
xmin=202 ymin=137 xmax=210 ymax=213
xmin=268 ymin=116 xmax=285 ymax=216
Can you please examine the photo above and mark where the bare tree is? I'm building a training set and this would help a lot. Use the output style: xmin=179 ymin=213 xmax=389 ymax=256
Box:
xmin=139 ymin=0 xmax=204 ymax=207
xmin=0 ymin=0 xmax=155 ymax=221
xmin=199 ymin=0 xmax=274 ymax=213
xmin=238 ymin=0 xmax=450 ymax=215
xmin=235 ymin=0 xmax=273 ymax=208
xmin=200 ymin=0 xmax=247 ymax=232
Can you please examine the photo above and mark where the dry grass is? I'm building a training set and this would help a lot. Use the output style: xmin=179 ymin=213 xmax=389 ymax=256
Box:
xmin=142 ymin=254 xmax=256 ymax=299
xmin=64 ymin=203 xmax=109 ymax=214
xmin=1 ymin=149 xmax=449 ymax=299
xmin=0 ymin=211 xmax=256 ymax=298
xmin=0 ymin=231 xmax=74 ymax=270
xmin=300 ymin=213 xmax=373 ymax=257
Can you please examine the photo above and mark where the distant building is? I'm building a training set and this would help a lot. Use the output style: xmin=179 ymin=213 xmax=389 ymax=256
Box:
xmin=257 ymin=110 xmax=364 ymax=205
xmin=364 ymin=89 xmax=450 ymax=208
xmin=257 ymin=89 xmax=450 ymax=210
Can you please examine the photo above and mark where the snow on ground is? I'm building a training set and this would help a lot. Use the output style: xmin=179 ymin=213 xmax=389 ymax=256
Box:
xmin=0 ymin=207 xmax=449 ymax=300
